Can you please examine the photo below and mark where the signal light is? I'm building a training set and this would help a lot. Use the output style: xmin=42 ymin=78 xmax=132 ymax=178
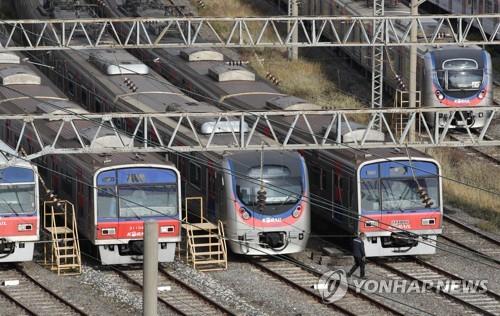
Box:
xmin=417 ymin=186 xmax=434 ymax=208
xmin=257 ymin=189 xmax=267 ymax=212
xmin=435 ymin=90 xmax=445 ymax=101
xmin=292 ymin=205 xmax=302 ymax=218
xmin=239 ymin=207 xmax=251 ymax=220
xmin=478 ymin=90 xmax=486 ymax=99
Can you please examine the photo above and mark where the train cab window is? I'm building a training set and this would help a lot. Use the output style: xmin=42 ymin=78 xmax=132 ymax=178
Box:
xmin=361 ymin=180 xmax=380 ymax=212
xmin=189 ymin=163 xmax=202 ymax=188
xmin=97 ymin=186 xmax=118 ymax=218
xmin=442 ymin=59 xmax=478 ymax=70
xmin=81 ymin=85 xmax=88 ymax=108
xmin=439 ymin=59 xmax=482 ymax=91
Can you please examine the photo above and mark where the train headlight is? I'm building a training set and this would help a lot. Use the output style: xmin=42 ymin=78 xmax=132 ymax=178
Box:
xmin=435 ymin=90 xmax=445 ymax=101
xmin=365 ymin=220 xmax=378 ymax=227
xmin=17 ymin=224 xmax=33 ymax=231
xmin=102 ymin=228 xmax=116 ymax=235
xmin=160 ymin=225 xmax=175 ymax=233
xmin=421 ymin=218 xmax=436 ymax=226
xmin=478 ymin=90 xmax=486 ymax=99
xmin=240 ymin=207 xmax=251 ymax=220
xmin=292 ymin=205 xmax=302 ymax=218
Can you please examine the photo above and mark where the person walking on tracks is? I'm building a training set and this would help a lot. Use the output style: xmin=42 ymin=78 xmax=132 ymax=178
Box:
xmin=347 ymin=232 xmax=366 ymax=278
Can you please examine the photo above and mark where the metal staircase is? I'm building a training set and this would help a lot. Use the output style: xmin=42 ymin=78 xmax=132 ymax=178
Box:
xmin=182 ymin=197 xmax=227 ymax=272
xmin=43 ymin=200 xmax=82 ymax=275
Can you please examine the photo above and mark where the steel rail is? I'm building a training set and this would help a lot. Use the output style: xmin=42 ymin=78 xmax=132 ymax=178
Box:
xmin=375 ymin=259 xmax=500 ymax=316
xmin=441 ymin=213 xmax=500 ymax=265
xmin=114 ymin=267 xmax=234 ymax=315
xmin=0 ymin=285 xmax=37 ymax=316
xmin=249 ymin=257 xmax=405 ymax=316
xmin=158 ymin=266 xmax=237 ymax=316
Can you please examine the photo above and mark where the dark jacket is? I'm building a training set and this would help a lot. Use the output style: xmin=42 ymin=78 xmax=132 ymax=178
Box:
xmin=352 ymin=237 xmax=366 ymax=258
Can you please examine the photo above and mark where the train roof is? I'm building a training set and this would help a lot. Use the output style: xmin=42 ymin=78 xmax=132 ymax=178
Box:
xmin=427 ymin=47 xmax=487 ymax=69
xmin=225 ymin=150 xmax=303 ymax=176
xmin=322 ymin=146 xmax=436 ymax=170
xmin=0 ymin=51 xmax=174 ymax=172
xmin=25 ymin=1 xmax=281 ymax=155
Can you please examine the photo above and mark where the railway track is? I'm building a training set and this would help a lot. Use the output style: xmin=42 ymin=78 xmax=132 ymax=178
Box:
xmin=0 ymin=264 xmax=87 ymax=316
xmin=448 ymin=132 xmax=500 ymax=167
xmin=442 ymin=213 xmax=500 ymax=265
xmin=250 ymin=257 xmax=404 ymax=316
xmin=376 ymin=259 xmax=500 ymax=316
xmin=114 ymin=266 xmax=235 ymax=316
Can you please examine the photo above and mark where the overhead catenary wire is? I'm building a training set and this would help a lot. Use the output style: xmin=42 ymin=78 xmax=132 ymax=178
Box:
xmin=4 ymin=48 xmax=499 ymax=269
xmin=3 ymin=19 xmax=500 ymax=266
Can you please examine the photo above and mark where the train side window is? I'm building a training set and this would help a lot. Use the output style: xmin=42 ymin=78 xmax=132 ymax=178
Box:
xmin=310 ymin=165 xmax=321 ymax=190
xmin=320 ymin=168 xmax=327 ymax=191
xmin=68 ymin=73 xmax=75 ymax=97
xmin=81 ymin=85 xmax=88 ymax=108
xmin=189 ymin=162 xmax=202 ymax=188
xmin=95 ymin=98 xmax=102 ymax=113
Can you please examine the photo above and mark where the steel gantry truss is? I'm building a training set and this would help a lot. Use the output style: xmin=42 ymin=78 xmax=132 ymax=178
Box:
xmin=3 ymin=107 xmax=499 ymax=160
xmin=371 ymin=0 xmax=385 ymax=130
xmin=0 ymin=14 xmax=499 ymax=51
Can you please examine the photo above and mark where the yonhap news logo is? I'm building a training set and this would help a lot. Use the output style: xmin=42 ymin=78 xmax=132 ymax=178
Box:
xmin=314 ymin=269 xmax=488 ymax=304
xmin=313 ymin=269 xmax=349 ymax=303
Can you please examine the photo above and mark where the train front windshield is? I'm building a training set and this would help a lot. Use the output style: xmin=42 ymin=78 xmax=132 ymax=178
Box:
xmin=0 ymin=167 xmax=36 ymax=215
xmin=360 ymin=161 xmax=440 ymax=213
xmin=437 ymin=59 xmax=483 ymax=92
xmin=97 ymin=167 xmax=178 ymax=219
xmin=236 ymin=165 xmax=302 ymax=207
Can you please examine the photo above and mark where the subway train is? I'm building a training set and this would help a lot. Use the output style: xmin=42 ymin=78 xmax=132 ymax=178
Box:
xmin=87 ymin=0 xmax=445 ymax=256
xmin=294 ymin=0 xmax=494 ymax=128
xmin=14 ymin=0 xmax=311 ymax=256
xmin=0 ymin=51 xmax=182 ymax=265
xmin=423 ymin=0 xmax=499 ymax=40
xmin=0 ymin=139 xmax=40 ymax=263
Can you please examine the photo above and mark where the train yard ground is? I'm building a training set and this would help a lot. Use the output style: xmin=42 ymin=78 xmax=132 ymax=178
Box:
xmin=0 ymin=0 xmax=498 ymax=315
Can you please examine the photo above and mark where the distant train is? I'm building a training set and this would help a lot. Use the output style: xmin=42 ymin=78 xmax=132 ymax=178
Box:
xmin=0 ymin=140 xmax=39 ymax=263
xmin=95 ymin=0 xmax=444 ymax=256
xmin=14 ymin=0 xmax=311 ymax=256
xmin=299 ymin=0 xmax=493 ymax=129
xmin=423 ymin=0 xmax=499 ymax=40
xmin=0 ymin=51 xmax=182 ymax=265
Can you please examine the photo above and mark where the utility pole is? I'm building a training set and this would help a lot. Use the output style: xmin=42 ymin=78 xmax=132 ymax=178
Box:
xmin=371 ymin=0 xmax=384 ymax=130
xmin=409 ymin=0 xmax=419 ymax=142
xmin=288 ymin=0 xmax=298 ymax=60
xmin=143 ymin=220 xmax=158 ymax=316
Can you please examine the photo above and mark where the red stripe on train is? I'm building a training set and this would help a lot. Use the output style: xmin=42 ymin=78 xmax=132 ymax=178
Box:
xmin=359 ymin=212 xmax=442 ymax=233
xmin=0 ymin=216 xmax=38 ymax=237
xmin=96 ymin=220 xmax=180 ymax=240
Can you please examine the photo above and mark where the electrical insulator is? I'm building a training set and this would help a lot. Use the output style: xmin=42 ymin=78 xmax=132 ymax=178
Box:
xmin=417 ymin=186 xmax=433 ymax=208
xmin=257 ymin=189 xmax=267 ymax=211
xmin=265 ymin=72 xmax=281 ymax=86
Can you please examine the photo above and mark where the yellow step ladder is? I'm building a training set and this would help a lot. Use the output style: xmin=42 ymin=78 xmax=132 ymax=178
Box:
xmin=182 ymin=197 xmax=227 ymax=272
xmin=43 ymin=200 xmax=82 ymax=275
xmin=392 ymin=89 xmax=422 ymax=138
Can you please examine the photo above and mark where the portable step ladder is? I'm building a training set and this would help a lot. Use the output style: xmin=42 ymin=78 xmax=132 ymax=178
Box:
xmin=393 ymin=89 xmax=421 ymax=138
xmin=182 ymin=197 xmax=227 ymax=272
xmin=43 ymin=200 xmax=82 ymax=275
